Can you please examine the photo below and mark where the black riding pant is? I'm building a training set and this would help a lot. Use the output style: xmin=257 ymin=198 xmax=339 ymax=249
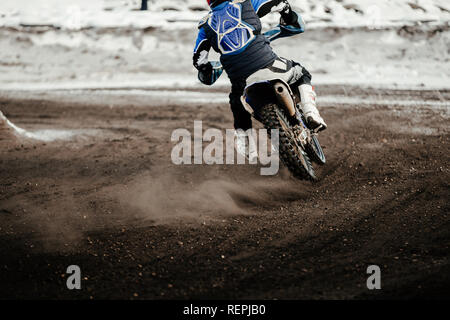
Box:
xmin=229 ymin=63 xmax=312 ymax=131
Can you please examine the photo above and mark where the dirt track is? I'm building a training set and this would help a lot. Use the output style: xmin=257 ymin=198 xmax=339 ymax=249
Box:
xmin=0 ymin=86 xmax=449 ymax=299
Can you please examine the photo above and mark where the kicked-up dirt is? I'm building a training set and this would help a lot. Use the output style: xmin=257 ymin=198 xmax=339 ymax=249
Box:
xmin=0 ymin=86 xmax=449 ymax=299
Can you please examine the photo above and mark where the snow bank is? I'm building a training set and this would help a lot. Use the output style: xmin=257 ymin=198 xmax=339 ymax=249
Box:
xmin=0 ymin=0 xmax=449 ymax=30
xmin=290 ymin=0 xmax=450 ymax=28
xmin=0 ymin=110 xmax=100 ymax=142
xmin=0 ymin=1 xmax=448 ymax=90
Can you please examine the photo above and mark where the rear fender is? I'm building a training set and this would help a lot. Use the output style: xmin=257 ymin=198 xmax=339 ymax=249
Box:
xmin=241 ymin=80 xmax=296 ymax=117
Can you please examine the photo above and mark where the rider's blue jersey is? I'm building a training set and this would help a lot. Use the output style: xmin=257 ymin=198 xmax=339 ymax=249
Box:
xmin=194 ymin=0 xmax=274 ymax=54
xmin=194 ymin=0 xmax=277 ymax=81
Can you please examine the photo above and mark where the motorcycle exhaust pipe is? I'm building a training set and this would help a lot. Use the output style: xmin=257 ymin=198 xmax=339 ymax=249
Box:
xmin=273 ymin=82 xmax=296 ymax=117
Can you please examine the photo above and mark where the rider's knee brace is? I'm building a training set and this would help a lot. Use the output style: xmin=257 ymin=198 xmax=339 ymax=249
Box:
xmin=292 ymin=62 xmax=312 ymax=86
xmin=299 ymin=67 xmax=312 ymax=85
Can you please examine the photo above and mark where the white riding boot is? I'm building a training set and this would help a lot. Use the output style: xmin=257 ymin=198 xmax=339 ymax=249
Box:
xmin=234 ymin=129 xmax=258 ymax=163
xmin=299 ymin=84 xmax=327 ymax=131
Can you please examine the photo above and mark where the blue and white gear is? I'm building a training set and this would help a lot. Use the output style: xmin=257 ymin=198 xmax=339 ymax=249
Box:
xmin=192 ymin=0 xmax=323 ymax=131
xmin=194 ymin=0 xmax=281 ymax=81
xmin=207 ymin=2 xmax=256 ymax=55
xmin=194 ymin=0 xmax=305 ymax=83
xmin=263 ymin=10 xmax=305 ymax=41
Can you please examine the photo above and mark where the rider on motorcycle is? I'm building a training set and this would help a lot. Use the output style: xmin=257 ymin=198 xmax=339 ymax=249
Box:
xmin=193 ymin=0 xmax=327 ymax=155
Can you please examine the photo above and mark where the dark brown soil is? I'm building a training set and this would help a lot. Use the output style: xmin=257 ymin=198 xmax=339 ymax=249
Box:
xmin=0 ymin=88 xmax=448 ymax=299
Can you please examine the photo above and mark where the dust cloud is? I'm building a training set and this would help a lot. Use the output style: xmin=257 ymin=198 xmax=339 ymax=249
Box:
xmin=120 ymin=169 xmax=308 ymax=223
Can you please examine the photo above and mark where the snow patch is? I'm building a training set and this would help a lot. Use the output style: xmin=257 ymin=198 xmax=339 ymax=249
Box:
xmin=0 ymin=111 xmax=98 ymax=142
xmin=0 ymin=0 xmax=448 ymax=30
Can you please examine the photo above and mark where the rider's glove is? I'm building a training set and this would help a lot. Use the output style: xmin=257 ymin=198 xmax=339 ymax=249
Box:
xmin=198 ymin=62 xmax=214 ymax=85
xmin=198 ymin=62 xmax=224 ymax=86
xmin=279 ymin=1 xmax=300 ymax=28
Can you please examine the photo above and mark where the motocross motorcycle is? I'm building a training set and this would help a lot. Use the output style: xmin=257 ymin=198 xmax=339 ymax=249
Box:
xmin=200 ymin=19 xmax=326 ymax=181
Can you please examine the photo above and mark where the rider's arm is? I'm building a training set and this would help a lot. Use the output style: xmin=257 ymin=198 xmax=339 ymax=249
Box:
xmin=193 ymin=27 xmax=214 ymax=85
xmin=193 ymin=27 xmax=211 ymax=70
xmin=193 ymin=26 xmax=223 ymax=85
xmin=252 ymin=0 xmax=298 ymax=24
xmin=252 ymin=0 xmax=305 ymax=41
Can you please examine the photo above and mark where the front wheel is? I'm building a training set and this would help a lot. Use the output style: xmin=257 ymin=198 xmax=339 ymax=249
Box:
xmin=258 ymin=103 xmax=317 ymax=181
xmin=306 ymin=134 xmax=326 ymax=165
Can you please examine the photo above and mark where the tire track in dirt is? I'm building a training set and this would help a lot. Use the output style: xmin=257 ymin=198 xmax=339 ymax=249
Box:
xmin=0 ymin=89 xmax=448 ymax=299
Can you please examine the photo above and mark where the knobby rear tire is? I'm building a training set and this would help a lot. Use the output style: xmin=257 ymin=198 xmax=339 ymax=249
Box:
xmin=258 ymin=103 xmax=317 ymax=181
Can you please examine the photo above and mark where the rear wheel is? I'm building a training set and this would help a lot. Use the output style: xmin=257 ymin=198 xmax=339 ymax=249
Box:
xmin=258 ymin=103 xmax=317 ymax=181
